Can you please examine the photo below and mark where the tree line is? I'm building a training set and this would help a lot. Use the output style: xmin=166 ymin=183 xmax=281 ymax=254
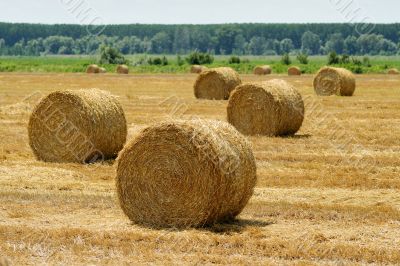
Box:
xmin=0 ymin=22 xmax=399 ymax=56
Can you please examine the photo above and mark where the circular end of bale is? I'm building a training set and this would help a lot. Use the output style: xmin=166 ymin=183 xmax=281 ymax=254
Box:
xmin=228 ymin=79 xmax=304 ymax=136
xmin=28 ymin=89 xmax=127 ymax=163
xmin=388 ymin=68 xmax=399 ymax=75
xmin=99 ymin=67 xmax=107 ymax=73
xmin=288 ymin=66 xmax=301 ymax=76
xmin=116 ymin=119 xmax=257 ymax=228
xmin=313 ymin=67 xmax=356 ymax=96
xmin=194 ymin=67 xmax=241 ymax=100
xmin=190 ymin=65 xmax=207 ymax=74
xmin=117 ymin=64 xmax=129 ymax=74
xmin=86 ymin=64 xmax=100 ymax=74
xmin=253 ymin=65 xmax=272 ymax=75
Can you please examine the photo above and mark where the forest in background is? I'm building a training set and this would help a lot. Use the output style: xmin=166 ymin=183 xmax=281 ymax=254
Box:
xmin=0 ymin=22 xmax=400 ymax=56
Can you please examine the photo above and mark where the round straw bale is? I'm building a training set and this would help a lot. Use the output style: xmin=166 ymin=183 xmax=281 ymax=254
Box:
xmin=288 ymin=66 xmax=301 ymax=76
xmin=99 ymin=67 xmax=107 ymax=73
xmin=190 ymin=65 xmax=207 ymax=74
xmin=194 ymin=67 xmax=241 ymax=100
xmin=254 ymin=65 xmax=272 ymax=75
xmin=0 ymin=257 xmax=10 ymax=266
xmin=116 ymin=119 xmax=257 ymax=228
xmin=313 ymin=67 xmax=356 ymax=96
xmin=86 ymin=64 xmax=100 ymax=74
xmin=28 ymin=89 xmax=127 ymax=163
xmin=117 ymin=64 xmax=129 ymax=74
xmin=227 ymin=79 xmax=304 ymax=136
xmin=388 ymin=68 xmax=399 ymax=75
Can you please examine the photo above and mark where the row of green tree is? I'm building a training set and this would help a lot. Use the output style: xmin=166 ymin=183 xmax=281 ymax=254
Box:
xmin=0 ymin=22 xmax=400 ymax=55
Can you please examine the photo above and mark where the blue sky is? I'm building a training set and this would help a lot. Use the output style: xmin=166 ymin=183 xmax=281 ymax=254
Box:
xmin=0 ymin=0 xmax=398 ymax=24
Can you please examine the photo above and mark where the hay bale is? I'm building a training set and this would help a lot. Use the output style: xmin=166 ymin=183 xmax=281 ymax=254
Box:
xmin=190 ymin=65 xmax=207 ymax=74
xmin=194 ymin=67 xmax=241 ymax=100
xmin=116 ymin=119 xmax=257 ymax=228
xmin=86 ymin=64 xmax=100 ymax=74
xmin=313 ymin=67 xmax=356 ymax=96
xmin=99 ymin=67 xmax=107 ymax=73
xmin=288 ymin=66 xmax=301 ymax=76
xmin=388 ymin=68 xmax=399 ymax=75
xmin=0 ymin=258 xmax=10 ymax=266
xmin=0 ymin=257 xmax=10 ymax=266
xmin=117 ymin=64 xmax=129 ymax=74
xmin=253 ymin=65 xmax=272 ymax=75
xmin=28 ymin=89 xmax=127 ymax=163
xmin=227 ymin=79 xmax=304 ymax=136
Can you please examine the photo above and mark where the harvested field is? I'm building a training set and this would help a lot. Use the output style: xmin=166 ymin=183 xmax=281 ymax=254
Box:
xmin=0 ymin=73 xmax=399 ymax=265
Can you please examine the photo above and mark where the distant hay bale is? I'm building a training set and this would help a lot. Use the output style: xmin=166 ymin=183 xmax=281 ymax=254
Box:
xmin=227 ymin=79 xmax=304 ymax=136
xmin=116 ymin=119 xmax=257 ymax=228
xmin=28 ymin=89 xmax=127 ymax=163
xmin=194 ymin=67 xmax=241 ymax=100
xmin=388 ymin=68 xmax=399 ymax=74
xmin=253 ymin=65 xmax=272 ymax=75
xmin=288 ymin=66 xmax=301 ymax=76
xmin=190 ymin=65 xmax=207 ymax=74
xmin=117 ymin=64 xmax=129 ymax=74
xmin=86 ymin=64 xmax=100 ymax=74
xmin=99 ymin=67 xmax=107 ymax=73
xmin=313 ymin=67 xmax=356 ymax=96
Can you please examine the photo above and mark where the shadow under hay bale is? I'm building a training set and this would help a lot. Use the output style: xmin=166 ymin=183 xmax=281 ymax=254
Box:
xmin=194 ymin=67 xmax=241 ymax=100
xmin=204 ymin=219 xmax=274 ymax=234
xmin=28 ymin=89 xmax=127 ymax=163
xmin=86 ymin=64 xmax=100 ymax=74
xmin=313 ymin=67 xmax=356 ymax=96
xmin=227 ymin=79 xmax=304 ymax=136
xmin=288 ymin=66 xmax=301 ymax=76
xmin=116 ymin=119 xmax=257 ymax=228
xmin=253 ymin=65 xmax=272 ymax=75
xmin=116 ymin=64 xmax=129 ymax=74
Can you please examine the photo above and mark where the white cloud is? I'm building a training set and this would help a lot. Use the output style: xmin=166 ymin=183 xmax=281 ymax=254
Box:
xmin=0 ymin=0 xmax=398 ymax=24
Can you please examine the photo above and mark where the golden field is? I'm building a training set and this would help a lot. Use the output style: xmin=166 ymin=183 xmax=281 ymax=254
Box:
xmin=0 ymin=73 xmax=399 ymax=265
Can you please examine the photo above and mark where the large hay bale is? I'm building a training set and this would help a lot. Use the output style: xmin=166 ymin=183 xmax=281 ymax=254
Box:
xmin=313 ymin=67 xmax=356 ymax=96
xmin=288 ymin=66 xmax=301 ymax=76
xmin=227 ymin=79 xmax=304 ymax=136
xmin=190 ymin=65 xmax=207 ymax=74
xmin=388 ymin=68 xmax=399 ymax=75
xmin=0 ymin=257 xmax=10 ymax=266
xmin=86 ymin=64 xmax=100 ymax=74
xmin=117 ymin=64 xmax=129 ymax=74
xmin=28 ymin=89 xmax=127 ymax=163
xmin=194 ymin=67 xmax=241 ymax=100
xmin=116 ymin=119 xmax=257 ymax=228
xmin=253 ymin=65 xmax=272 ymax=75
xmin=99 ymin=67 xmax=107 ymax=73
